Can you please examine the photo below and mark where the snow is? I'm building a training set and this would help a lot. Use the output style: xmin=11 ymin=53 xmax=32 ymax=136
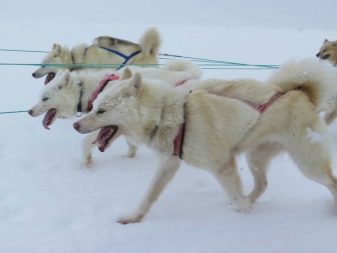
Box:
xmin=1 ymin=1 xmax=337 ymax=253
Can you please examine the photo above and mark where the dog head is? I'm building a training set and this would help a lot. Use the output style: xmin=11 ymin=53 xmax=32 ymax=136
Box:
xmin=73 ymin=69 xmax=142 ymax=151
xmin=32 ymin=44 xmax=71 ymax=84
xmin=316 ymin=39 xmax=337 ymax=65
xmin=28 ymin=69 xmax=79 ymax=129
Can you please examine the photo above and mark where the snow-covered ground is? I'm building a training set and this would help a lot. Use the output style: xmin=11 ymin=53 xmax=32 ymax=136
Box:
xmin=1 ymin=1 xmax=337 ymax=253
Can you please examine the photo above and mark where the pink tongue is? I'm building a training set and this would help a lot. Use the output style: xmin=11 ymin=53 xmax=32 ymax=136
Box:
xmin=42 ymin=109 xmax=57 ymax=130
xmin=96 ymin=126 xmax=118 ymax=152
xmin=44 ymin=73 xmax=55 ymax=85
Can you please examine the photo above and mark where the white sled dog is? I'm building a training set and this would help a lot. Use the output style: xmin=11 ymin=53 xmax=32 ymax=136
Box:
xmin=32 ymin=27 xmax=160 ymax=84
xmin=73 ymin=58 xmax=337 ymax=224
xmin=28 ymin=61 xmax=202 ymax=165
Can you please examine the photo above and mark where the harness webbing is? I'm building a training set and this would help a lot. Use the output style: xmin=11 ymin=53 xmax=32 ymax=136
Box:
xmin=99 ymin=47 xmax=142 ymax=70
xmin=173 ymin=101 xmax=188 ymax=159
xmin=87 ymin=74 xmax=120 ymax=111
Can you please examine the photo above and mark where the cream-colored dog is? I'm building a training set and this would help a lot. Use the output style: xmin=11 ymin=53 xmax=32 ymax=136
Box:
xmin=29 ymin=60 xmax=201 ymax=165
xmin=32 ymin=27 xmax=161 ymax=84
xmin=74 ymin=58 xmax=337 ymax=224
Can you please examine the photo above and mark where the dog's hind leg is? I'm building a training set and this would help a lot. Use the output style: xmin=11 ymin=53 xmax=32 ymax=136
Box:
xmin=213 ymin=156 xmax=251 ymax=212
xmin=118 ymin=156 xmax=181 ymax=224
xmin=246 ymin=143 xmax=282 ymax=204
xmin=324 ymin=108 xmax=337 ymax=125
xmin=285 ymin=125 xmax=337 ymax=205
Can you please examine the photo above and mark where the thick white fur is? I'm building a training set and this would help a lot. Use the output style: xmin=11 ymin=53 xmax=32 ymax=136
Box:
xmin=29 ymin=61 xmax=202 ymax=165
xmin=32 ymin=27 xmax=161 ymax=78
xmin=74 ymin=58 xmax=337 ymax=224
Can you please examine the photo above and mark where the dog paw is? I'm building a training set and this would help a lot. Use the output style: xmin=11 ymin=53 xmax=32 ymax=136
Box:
xmin=126 ymin=149 xmax=137 ymax=158
xmin=117 ymin=214 xmax=143 ymax=225
xmin=232 ymin=198 xmax=252 ymax=213
xmin=84 ymin=155 xmax=93 ymax=167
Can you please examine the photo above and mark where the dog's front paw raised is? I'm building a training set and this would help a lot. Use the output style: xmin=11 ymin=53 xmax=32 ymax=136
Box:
xmin=117 ymin=214 xmax=144 ymax=225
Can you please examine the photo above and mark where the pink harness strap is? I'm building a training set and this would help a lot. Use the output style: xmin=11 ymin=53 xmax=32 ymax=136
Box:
xmin=173 ymin=100 xmax=188 ymax=159
xmin=87 ymin=74 xmax=120 ymax=111
xmin=245 ymin=92 xmax=285 ymax=113
xmin=175 ymin=79 xmax=189 ymax=87
xmin=172 ymin=91 xmax=284 ymax=160
xmin=173 ymin=122 xmax=186 ymax=159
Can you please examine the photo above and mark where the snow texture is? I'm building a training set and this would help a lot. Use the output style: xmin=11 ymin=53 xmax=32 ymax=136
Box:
xmin=1 ymin=1 xmax=337 ymax=253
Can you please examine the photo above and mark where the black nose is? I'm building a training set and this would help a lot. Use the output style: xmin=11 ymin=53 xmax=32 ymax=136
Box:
xmin=32 ymin=73 xmax=37 ymax=78
xmin=316 ymin=53 xmax=320 ymax=58
xmin=73 ymin=122 xmax=80 ymax=131
xmin=28 ymin=109 xmax=33 ymax=116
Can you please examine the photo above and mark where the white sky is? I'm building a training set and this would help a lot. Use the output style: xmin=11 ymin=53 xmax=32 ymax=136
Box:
xmin=1 ymin=0 xmax=337 ymax=30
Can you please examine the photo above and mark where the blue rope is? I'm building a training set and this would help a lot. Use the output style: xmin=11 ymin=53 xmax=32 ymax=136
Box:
xmin=0 ymin=48 xmax=49 ymax=53
xmin=0 ymin=110 xmax=28 ymax=115
xmin=0 ymin=47 xmax=279 ymax=69
xmin=0 ymin=62 xmax=278 ymax=70
xmin=160 ymin=53 xmax=280 ymax=69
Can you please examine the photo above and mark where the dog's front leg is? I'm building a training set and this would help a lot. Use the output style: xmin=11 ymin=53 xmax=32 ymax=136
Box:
xmin=82 ymin=131 xmax=99 ymax=166
xmin=118 ymin=156 xmax=181 ymax=224
xmin=125 ymin=139 xmax=138 ymax=158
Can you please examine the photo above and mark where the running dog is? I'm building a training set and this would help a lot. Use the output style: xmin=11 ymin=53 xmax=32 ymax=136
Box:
xmin=316 ymin=39 xmax=337 ymax=65
xmin=73 ymin=58 xmax=337 ymax=224
xmin=28 ymin=61 xmax=202 ymax=165
xmin=32 ymin=27 xmax=161 ymax=84
xmin=316 ymin=39 xmax=337 ymax=124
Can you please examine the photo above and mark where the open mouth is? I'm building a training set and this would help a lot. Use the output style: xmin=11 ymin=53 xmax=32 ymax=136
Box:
xmin=42 ymin=108 xmax=57 ymax=129
xmin=96 ymin=125 xmax=119 ymax=152
xmin=44 ymin=72 xmax=56 ymax=85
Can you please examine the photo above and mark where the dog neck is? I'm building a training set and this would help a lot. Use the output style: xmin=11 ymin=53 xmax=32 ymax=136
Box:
xmin=76 ymin=81 xmax=84 ymax=116
xmin=144 ymin=88 xmax=189 ymax=158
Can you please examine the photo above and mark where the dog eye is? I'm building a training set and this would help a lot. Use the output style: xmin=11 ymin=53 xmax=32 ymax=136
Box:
xmin=42 ymin=97 xmax=49 ymax=102
xmin=97 ymin=109 xmax=106 ymax=114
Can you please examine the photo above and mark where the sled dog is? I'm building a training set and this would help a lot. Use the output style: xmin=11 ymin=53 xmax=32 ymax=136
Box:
xmin=74 ymin=58 xmax=337 ymax=224
xmin=32 ymin=27 xmax=161 ymax=84
xmin=316 ymin=39 xmax=337 ymax=124
xmin=29 ymin=61 xmax=202 ymax=165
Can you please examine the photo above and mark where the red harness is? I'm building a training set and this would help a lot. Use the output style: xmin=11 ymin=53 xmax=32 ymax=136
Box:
xmin=87 ymin=74 xmax=120 ymax=111
xmin=172 ymin=91 xmax=285 ymax=159
xmin=244 ymin=92 xmax=285 ymax=113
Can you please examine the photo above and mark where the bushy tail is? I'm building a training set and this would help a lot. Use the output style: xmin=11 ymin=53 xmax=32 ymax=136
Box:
xmin=268 ymin=58 xmax=337 ymax=111
xmin=139 ymin=27 xmax=161 ymax=58
xmin=163 ymin=60 xmax=202 ymax=80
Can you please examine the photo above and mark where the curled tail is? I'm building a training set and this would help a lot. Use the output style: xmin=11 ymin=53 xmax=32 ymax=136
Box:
xmin=268 ymin=58 xmax=337 ymax=111
xmin=139 ymin=27 xmax=161 ymax=59
xmin=163 ymin=60 xmax=202 ymax=80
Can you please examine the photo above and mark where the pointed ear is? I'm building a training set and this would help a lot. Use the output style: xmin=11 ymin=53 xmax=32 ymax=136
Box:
xmin=61 ymin=69 xmax=70 ymax=87
xmin=52 ymin=43 xmax=62 ymax=56
xmin=121 ymin=68 xmax=132 ymax=80
xmin=129 ymin=73 xmax=142 ymax=91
